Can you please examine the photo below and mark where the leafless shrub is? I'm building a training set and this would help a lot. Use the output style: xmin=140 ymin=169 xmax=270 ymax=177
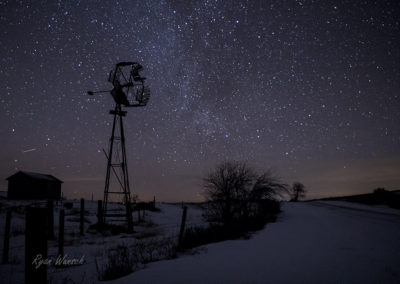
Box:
xmin=95 ymin=244 xmax=139 ymax=281
xmin=203 ymin=161 xmax=287 ymax=224
xmin=133 ymin=237 xmax=176 ymax=263
xmin=95 ymin=237 xmax=177 ymax=280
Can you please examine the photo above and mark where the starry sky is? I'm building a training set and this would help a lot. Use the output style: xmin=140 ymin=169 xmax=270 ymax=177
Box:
xmin=1 ymin=0 xmax=399 ymax=202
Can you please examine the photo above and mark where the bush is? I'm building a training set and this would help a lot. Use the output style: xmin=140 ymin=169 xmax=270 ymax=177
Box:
xmin=96 ymin=244 xmax=138 ymax=281
xmin=182 ymin=200 xmax=280 ymax=250
xmin=373 ymin=188 xmax=400 ymax=209
xmin=203 ymin=161 xmax=286 ymax=225
xmin=133 ymin=237 xmax=177 ymax=263
xmin=96 ymin=237 xmax=177 ymax=280
xmin=373 ymin=187 xmax=388 ymax=195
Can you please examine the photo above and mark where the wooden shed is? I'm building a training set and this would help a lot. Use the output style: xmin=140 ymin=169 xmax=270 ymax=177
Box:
xmin=6 ymin=171 xmax=62 ymax=200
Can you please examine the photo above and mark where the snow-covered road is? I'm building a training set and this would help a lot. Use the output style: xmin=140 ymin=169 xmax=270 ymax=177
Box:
xmin=115 ymin=202 xmax=400 ymax=283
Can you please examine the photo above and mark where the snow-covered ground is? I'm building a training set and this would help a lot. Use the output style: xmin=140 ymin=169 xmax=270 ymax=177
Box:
xmin=0 ymin=200 xmax=399 ymax=283
xmin=114 ymin=201 xmax=400 ymax=284
xmin=312 ymin=200 xmax=400 ymax=216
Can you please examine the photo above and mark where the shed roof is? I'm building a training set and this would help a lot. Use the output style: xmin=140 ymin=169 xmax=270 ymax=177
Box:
xmin=6 ymin=171 xmax=63 ymax=183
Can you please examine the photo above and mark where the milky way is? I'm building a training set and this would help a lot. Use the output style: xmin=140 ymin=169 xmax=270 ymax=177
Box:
xmin=1 ymin=0 xmax=399 ymax=201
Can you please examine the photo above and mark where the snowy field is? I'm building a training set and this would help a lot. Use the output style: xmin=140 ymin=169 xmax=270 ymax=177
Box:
xmin=0 ymin=200 xmax=399 ymax=283
xmin=115 ymin=201 xmax=400 ymax=284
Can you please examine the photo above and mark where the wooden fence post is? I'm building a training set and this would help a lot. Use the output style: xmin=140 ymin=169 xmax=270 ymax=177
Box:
xmin=2 ymin=209 xmax=11 ymax=264
xmin=127 ymin=202 xmax=133 ymax=233
xmin=58 ymin=209 xmax=64 ymax=257
xmin=97 ymin=200 xmax=103 ymax=226
xmin=47 ymin=199 xmax=54 ymax=240
xmin=80 ymin=198 xmax=84 ymax=236
xmin=25 ymin=207 xmax=47 ymax=284
xmin=178 ymin=206 xmax=188 ymax=249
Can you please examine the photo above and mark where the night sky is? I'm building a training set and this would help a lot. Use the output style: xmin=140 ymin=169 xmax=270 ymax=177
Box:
xmin=1 ymin=0 xmax=399 ymax=202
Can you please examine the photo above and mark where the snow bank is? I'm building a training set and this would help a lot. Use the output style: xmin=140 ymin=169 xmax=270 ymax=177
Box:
xmin=114 ymin=202 xmax=400 ymax=283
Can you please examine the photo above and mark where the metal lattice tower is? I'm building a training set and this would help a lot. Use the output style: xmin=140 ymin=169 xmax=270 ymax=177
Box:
xmin=103 ymin=104 xmax=133 ymax=230
xmin=88 ymin=62 xmax=150 ymax=231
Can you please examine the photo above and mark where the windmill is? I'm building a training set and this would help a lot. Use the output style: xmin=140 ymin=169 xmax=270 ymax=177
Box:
xmin=88 ymin=62 xmax=150 ymax=231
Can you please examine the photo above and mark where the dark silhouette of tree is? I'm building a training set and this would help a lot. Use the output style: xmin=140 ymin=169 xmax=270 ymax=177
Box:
xmin=373 ymin=187 xmax=387 ymax=194
xmin=203 ymin=161 xmax=287 ymax=224
xmin=290 ymin=182 xmax=306 ymax=202
xmin=250 ymin=171 xmax=288 ymax=201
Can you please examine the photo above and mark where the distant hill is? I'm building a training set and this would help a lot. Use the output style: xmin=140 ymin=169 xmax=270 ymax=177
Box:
xmin=309 ymin=189 xmax=400 ymax=209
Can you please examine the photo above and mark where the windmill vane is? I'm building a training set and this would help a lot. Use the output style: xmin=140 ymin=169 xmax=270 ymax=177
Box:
xmin=88 ymin=61 xmax=150 ymax=107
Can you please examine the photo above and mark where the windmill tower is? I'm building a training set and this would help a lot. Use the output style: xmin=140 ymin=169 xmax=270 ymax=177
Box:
xmin=88 ymin=62 xmax=150 ymax=231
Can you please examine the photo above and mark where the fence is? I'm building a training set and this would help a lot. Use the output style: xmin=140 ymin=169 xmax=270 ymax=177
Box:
xmin=0 ymin=199 xmax=206 ymax=283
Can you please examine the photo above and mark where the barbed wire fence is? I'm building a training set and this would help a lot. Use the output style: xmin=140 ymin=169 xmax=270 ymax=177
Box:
xmin=0 ymin=199 xmax=207 ymax=282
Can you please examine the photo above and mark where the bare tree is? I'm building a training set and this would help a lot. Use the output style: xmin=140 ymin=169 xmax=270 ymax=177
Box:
xmin=250 ymin=170 xmax=288 ymax=201
xmin=203 ymin=162 xmax=287 ymax=224
xmin=290 ymin=182 xmax=306 ymax=202
xmin=203 ymin=162 xmax=253 ymax=224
